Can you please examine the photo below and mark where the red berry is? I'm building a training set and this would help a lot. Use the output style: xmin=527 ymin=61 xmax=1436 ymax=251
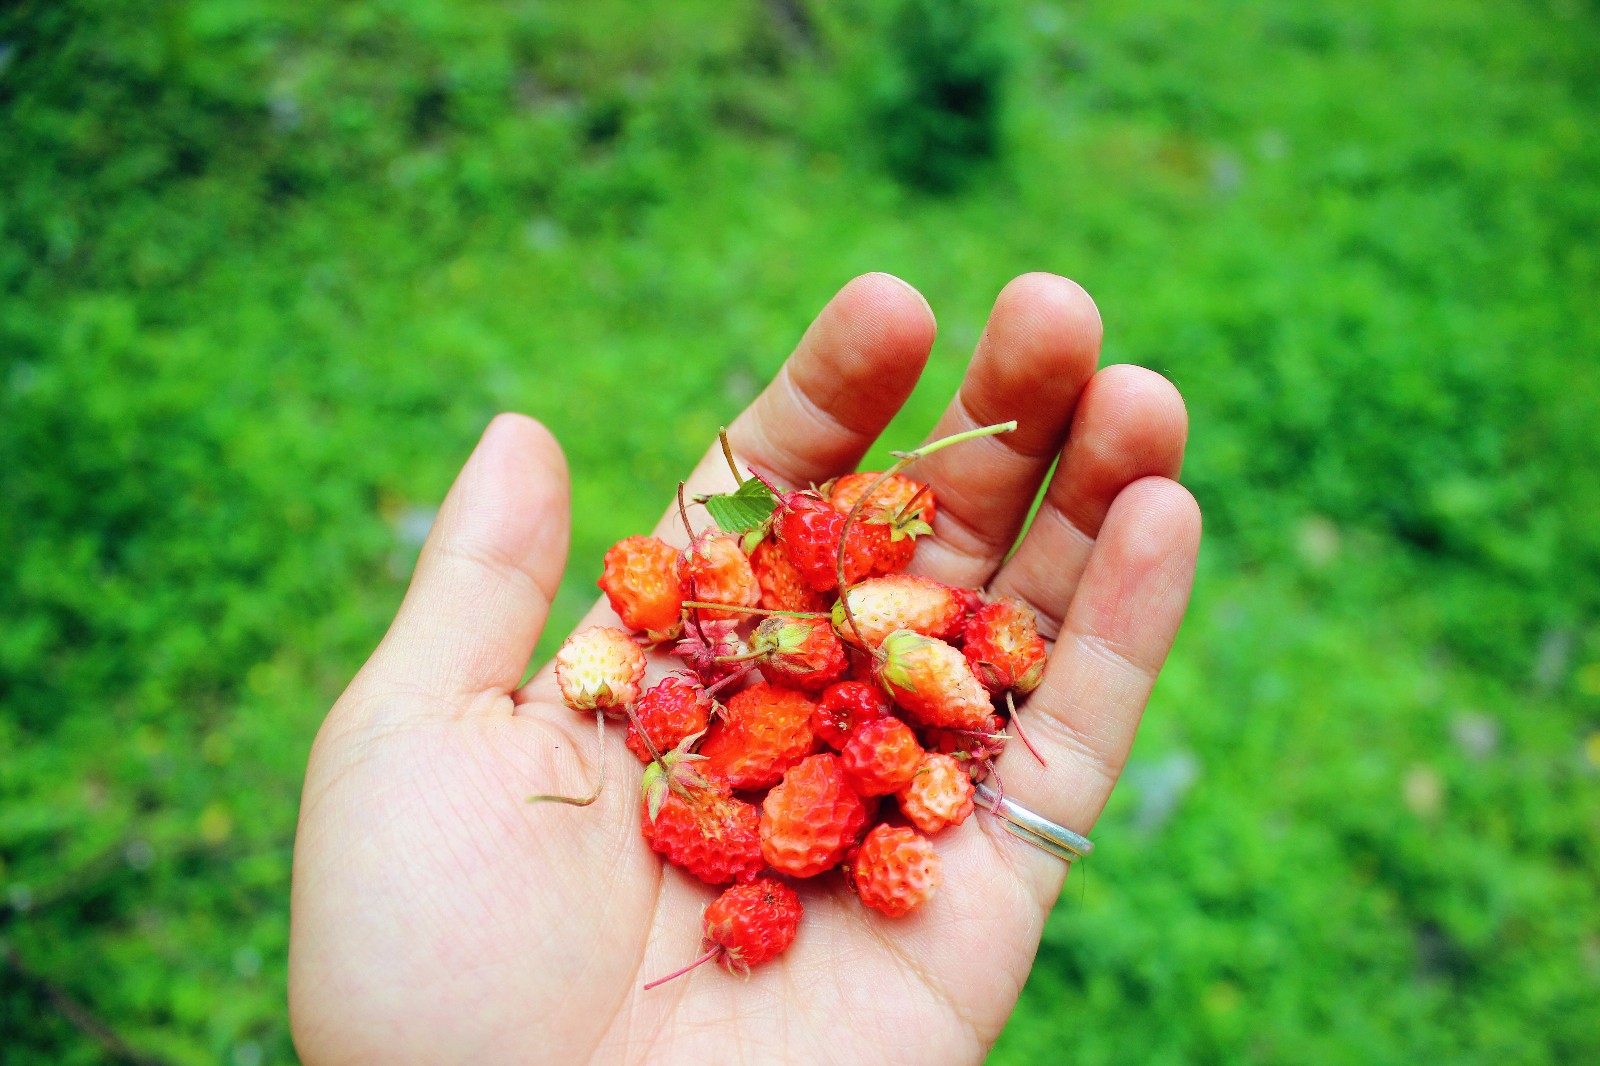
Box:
xmin=896 ymin=752 xmax=975 ymax=833
xmin=812 ymin=681 xmax=892 ymax=751
xmin=775 ymin=492 xmax=874 ymax=593
xmin=698 ymin=682 xmax=817 ymax=790
xmin=597 ymin=535 xmax=683 ymax=639
xmin=963 ymin=597 xmax=1048 ymax=694
xmin=877 ymin=630 xmax=994 ymax=730
xmin=644 ymin=878 xmax=802 ymax=988
xmin=759 ymin=754 xmax=870 ymax=877
xmin=640 ymin=766 xmax=764 ymax=886
xmin=852 ymin=824 xmax=942 ymax=917
xmin=750 ymin=616 xmax=849 ymax=693
xmin=627 ymin=676 xmax=712 ymax=763
xmin=827 ymin=472 xmax=936 ymax=577
xmin=839 ymin=717 xmax=924 ymax=797
xmin=750 ymin=538 xmax=829 ymax=613
xmin=832 ymin=574 xmax=965 ymax=648
xmin=678 ymin=534 xmax=759 ymax=621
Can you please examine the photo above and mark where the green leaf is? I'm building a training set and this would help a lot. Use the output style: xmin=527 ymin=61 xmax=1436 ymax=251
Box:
xmin=701 ymin=478 xmax=777 ymax=533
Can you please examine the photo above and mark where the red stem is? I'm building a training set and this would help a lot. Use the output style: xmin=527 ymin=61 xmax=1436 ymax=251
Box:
xmin=643 ymin=946 xmax=722 ymax=990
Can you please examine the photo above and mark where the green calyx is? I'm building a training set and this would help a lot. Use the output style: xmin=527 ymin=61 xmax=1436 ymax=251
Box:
xmin=640 ymin=731 xmax=710 ymax=822
xmin=877 ymin=629 xmax=932 ymax=693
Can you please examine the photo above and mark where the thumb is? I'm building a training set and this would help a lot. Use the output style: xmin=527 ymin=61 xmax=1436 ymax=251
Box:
xmin=353 ymin=413 xmax=570 ymax=717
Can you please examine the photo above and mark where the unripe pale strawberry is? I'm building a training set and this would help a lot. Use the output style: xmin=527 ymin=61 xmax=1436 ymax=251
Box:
xmin=832 ymin=574 xmax=965 ymax=648
xmin=876 ymin=630 xmax=993 ymax=730
xmin=554 ymin=626 xmax=646 ymax=713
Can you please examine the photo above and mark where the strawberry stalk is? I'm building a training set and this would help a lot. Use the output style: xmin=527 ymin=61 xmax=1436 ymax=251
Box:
xmin=680 ymin=602 xmax=826 ymax=619
xmin=1005 ymin=690 xmax=1047 ymax=766
xmin=835 ymin=420 xmax=1018 ymax=657
xmin=528 ymin=709 xmax=609 ymax=806
xmin=642 ymin=946 xmax=722 ymax=990
xmin=718 ymin=427 xmax=743 ymax=486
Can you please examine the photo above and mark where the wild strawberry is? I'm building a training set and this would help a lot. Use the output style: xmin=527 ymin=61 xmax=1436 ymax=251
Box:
xmin=678 ymin=534 xmax=759 ymax=621
xmin=697 ymin=682 xmax=817 ymax=790
xmin=640 ymin=740 xmax=764 ymax=886
xmin=896 ymin=752 xmax=975 ymax=833
xmin=644 ymin=878 xmax=802 ymax=988
xmin=963 ymin=597 xmax=1048 ymax=694
xmin=554 ymin=626 xmax=646 ymax=714
xmin=812 ymin=681 xmax=892 ymax=751
xmin=748 ymin=615 xmax=849 ymax=693
xmin=773 ymin=490 xmax=875 ymax=593
xmin=877 ymin=630 xmax=994 ymax=730
xmin=832 ymin=574 xmax=965 ymax=649
xmin=852 ymin=824 xmax=942 ymax=917
xmin=670 ymin=617 xmax=743 ymax=687
xmin=827 ymin=472 xmax=935 ymax=577
xmin=627 ymin=675 xmax=712 ymax=763
xmin=759 ymin=753 xmax=871 ymax=877
xmin=839 ymin=717 xmax=924 ymax=796
xmin=597 ymin=535 xmax=683 ymax=639
xmin=750 ymin=538 xmax=829 ymax=613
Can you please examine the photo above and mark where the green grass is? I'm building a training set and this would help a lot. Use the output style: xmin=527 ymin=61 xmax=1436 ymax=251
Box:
xmin=3 ymin=0 xmax=1598 ymax=1061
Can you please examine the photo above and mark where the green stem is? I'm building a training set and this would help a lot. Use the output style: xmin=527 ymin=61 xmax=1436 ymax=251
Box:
xmin=681 ymin=602 xmax=826 ymax=619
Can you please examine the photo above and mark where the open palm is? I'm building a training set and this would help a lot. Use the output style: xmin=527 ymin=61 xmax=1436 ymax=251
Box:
xmin=288 ymin=273 xmax=1200 ymax=1064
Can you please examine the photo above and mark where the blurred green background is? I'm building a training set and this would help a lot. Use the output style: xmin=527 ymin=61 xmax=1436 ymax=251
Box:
xmin=3 ymin=0 xmax=1598 ymax=1061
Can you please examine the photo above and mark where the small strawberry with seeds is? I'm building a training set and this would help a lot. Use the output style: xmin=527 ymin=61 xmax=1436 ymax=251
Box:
xmin=811 ymin=680 xmax=892 ymax=751
xmin=839 ymin=717 xmax=924 ymax=797
xmin=627 ymin=675 xmax=713 ymax=764
xmin=896 ymin=752 xmax=975 ymax=833
xmin=750 ymin=538 xmax=829 ymax=613
xmin=827 ymin=471 xmax=936 ymax=577
xmin=678 ymin=534 xmax=759 ymax=621
xmin=745 ymin=615 xmax=849 ymax=693
xmin=963 ymin=597 xmax=1048 ymax=695
xmin=644 ymin=877 xmax=803 ymax=988
xmin=852 ymin=824 xmax=942 ymax=917
xmin=639 ymin=736 xmax=765 ymax=886
xmin=772 ymin=488 xmax=875 ymax=593
xmin=876 ymin=629 xmax=994 ymax=730
xmin=697 ymin=682 xmax=818 ymax=790
xmin=760 ymin=753 xmax=871 ymax=877
xmin=554 ymin=626 xmax=646 ymax=714
xmin=597 ymin=535 xmax=683 ymax=640
xmin=832 ymin=574 xmax=965 ymax=649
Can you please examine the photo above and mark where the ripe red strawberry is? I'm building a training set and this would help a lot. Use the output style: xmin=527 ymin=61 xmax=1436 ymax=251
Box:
xmin=811 ymin=681 xmax=892 ymax=751
xmin=554 ymin=626 xmax=646 ymax=713
xmin=644 ymin=878 xmax=802 ymax=988
xmin=597 ymin=535 xmax=683 ymax=639
xmin=750 ymin=538 xmax=829 ymax=613
xmin=877 ymin=630 xmax=994 ymax=730
xmin=896 ymin=752 xmax=975 ymax=833
xmin=852 ymin=824 xmax=942 ymax=917
xmin=678 ymin=534 xmax=759 ymax=621
xmin=832 ymin=574 xmax=965 ymax=648
xmin=774 ymin=490 xmax=874 ymax=593
xmin=839 ymin=717 xmax=924 ymax=796
xmin=759 ymin=753 xmax=871 ymax=877
xmin=697 ymin=682 xmax=817 ymax=790
xmin=639 ymin=741 xmax=764 ymax=886
xmin=963 ymin=597 xmax=1048 ymax=694
xmin=827 ymin=472 xmax=936 ymax=577
xmin=749 ymin=616 xmax=849 ymax=693
xmin=627 ymin=675 xmax=712 ymax=763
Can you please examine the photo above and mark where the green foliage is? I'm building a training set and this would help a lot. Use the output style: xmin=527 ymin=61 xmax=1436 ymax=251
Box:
xmin=2 ymin=0 xmax=1598 ymax=1062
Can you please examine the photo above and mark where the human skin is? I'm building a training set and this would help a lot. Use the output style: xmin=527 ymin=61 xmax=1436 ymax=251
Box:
xmin=288 ymin=272 xmax=1200 ymax=1064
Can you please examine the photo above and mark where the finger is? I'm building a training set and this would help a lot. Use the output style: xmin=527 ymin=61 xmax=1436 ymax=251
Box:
xmin=983 ymin=477 xmax=1201 ymax=903
xmin=988 ymin=364 xmax=1188 ymax=637
xmin=909 ymin=273 xmax=1102 ymax=590
xmin=351 ymin=414 xmax=570 ymax=715
xmin=516 ymin=274 xmax=935 ymax=703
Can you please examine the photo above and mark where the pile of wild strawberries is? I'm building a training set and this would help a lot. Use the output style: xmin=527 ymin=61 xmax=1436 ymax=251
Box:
xmin=547 ymin=434 xmax=1048 ymax=987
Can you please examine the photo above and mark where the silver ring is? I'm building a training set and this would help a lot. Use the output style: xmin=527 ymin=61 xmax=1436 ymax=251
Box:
xmin=974 ymin=782 xmax=1093 ymax=864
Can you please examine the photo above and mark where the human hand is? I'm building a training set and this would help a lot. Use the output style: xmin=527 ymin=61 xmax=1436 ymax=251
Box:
xmin=288 ymin=273 xmax=1199 ymax=1064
